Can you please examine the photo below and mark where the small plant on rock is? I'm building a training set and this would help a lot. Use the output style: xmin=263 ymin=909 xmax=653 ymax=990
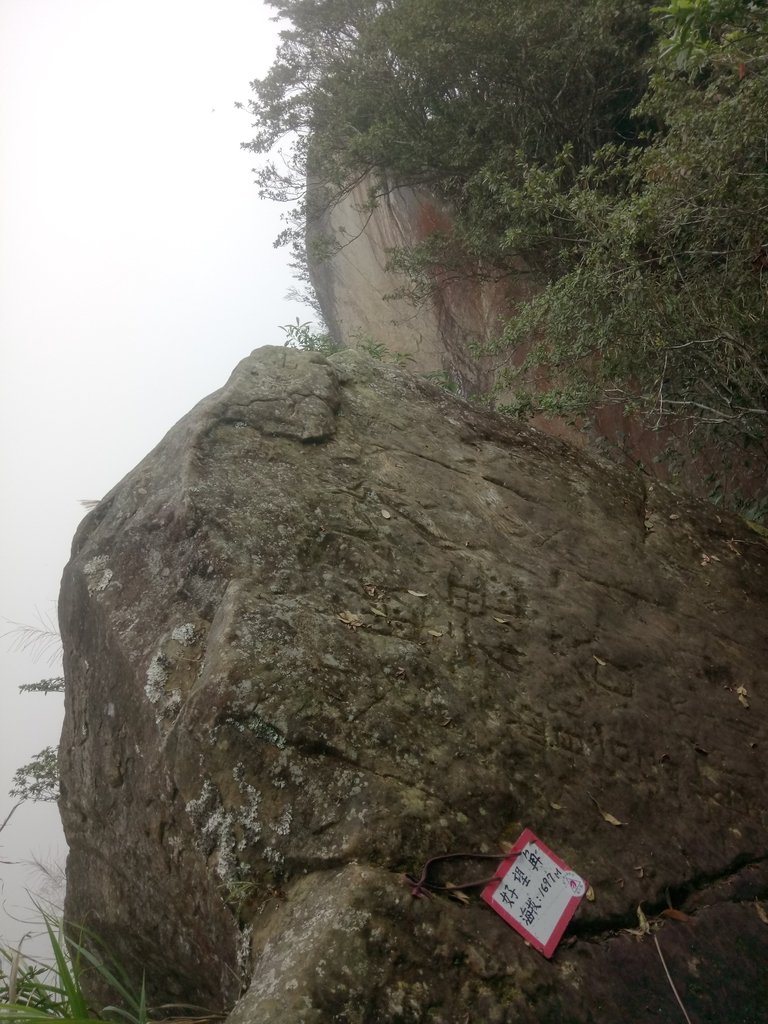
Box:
xmin=278 ymin=319 xmax=341 ymax=355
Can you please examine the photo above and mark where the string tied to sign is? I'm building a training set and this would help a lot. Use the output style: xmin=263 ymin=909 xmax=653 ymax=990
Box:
xmin=404 ymin=851 xmax=520 ymax=899
xmin=406 ymin=829 xmax=589 ymax=961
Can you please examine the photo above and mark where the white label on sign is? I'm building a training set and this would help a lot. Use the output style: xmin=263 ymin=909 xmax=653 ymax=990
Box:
xmin=482 ymin=829 xmax=586 ymax=958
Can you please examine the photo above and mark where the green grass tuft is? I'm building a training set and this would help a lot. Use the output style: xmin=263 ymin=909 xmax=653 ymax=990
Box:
xmin=1 ymin=914 xmax=219 ymax=1024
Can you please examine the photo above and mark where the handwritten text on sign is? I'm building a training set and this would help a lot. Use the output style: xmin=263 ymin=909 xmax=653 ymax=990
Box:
xmin=482 ymin=829 xmax=587 ymax=958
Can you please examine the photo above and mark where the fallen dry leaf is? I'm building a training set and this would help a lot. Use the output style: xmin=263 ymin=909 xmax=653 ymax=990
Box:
xmin=660 ymin=908 xmax=691 ymax=923
xmin=381 ymin=509 xmax=391 ymax=519
xmin=370 ymin=606 xmax=387 ymax=617
xmin=493 ymin=616 xmax=509 ymax=624
xmin=668 ymin=513 xmax=680 ymax=520
xmin=755 ymin=900 xmax=768 ymax=926
xmin=593 ymin=655 xmax=606 ymax=666
xmin=550 ymin=802 xmax=563 ymax=811
xmin=625 ymin=905 xmax=651 ymax=938
xmin=408 ymin=590 xmax=428 ymax=597
xmin=427 ymin=629 xmax=444 ymax=638
xmin=588 ymin=793 xmax=627 ymax=826
xmin=444 ymin=882 xmax=471 ymax=904
xmin=634 ymin=866 xmax=644 ymax=878
xmin=736 ymin=685 xmax=750 ymax=708
xmin=585 ymin=886 xmax=595 ymax=902
xmin=337 ymin=610 xmax=363 ymax=628
xmin=498 ymin=833 xmax=520 ymax=854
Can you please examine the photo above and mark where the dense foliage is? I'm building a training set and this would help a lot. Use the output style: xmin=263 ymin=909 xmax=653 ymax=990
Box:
xmin=242 ymin=0 xmax=652 ymax=249
xmin=493 ymin=0 xmax=768 ymax=451
xmin=243 ymin=0 xmax=768 ymax=454
xmin=245 ymin=0 xmax=651 ymax=186
xmin=9 ymin=746 xmax=59 ymax=803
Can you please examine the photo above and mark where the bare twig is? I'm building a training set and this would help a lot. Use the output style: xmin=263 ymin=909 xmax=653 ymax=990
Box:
xmin=654 ymin=352 xmax=669 ymax=428
xmin=0 ymin=801 xmax=22 ymax=836
xmin=654 ymin=934 xmax=693 ymax=1024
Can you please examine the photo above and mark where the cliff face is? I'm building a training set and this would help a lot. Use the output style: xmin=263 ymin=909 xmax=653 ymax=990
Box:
xmin=307 ymin=172 xmax=530 ymax=396
xmin=59 ymin=347 xmax=768 ymax=1023
xmin=307 ymin=173 xmax=764 ymax=504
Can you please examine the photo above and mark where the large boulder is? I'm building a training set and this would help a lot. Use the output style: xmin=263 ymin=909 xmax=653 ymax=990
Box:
xmin=59 ymin=347 xmax=768 ymax=1022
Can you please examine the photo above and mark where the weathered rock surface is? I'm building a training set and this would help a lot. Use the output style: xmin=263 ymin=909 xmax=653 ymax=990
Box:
xmin=59 ymin=347 xmax=768 ymax=1022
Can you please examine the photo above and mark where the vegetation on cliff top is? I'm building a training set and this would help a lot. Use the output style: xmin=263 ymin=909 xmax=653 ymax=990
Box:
xmin=242 ymin=0 xmax=768 ymax=461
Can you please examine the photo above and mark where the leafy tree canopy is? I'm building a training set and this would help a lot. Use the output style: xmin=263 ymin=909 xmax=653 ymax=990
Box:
xmin=10 ymin=746 xmax=59 ymax=802
xmin=244 ymin=0 xmax=652 ymax=203
xmin=243 ymin=0 xmax=768 ymax=457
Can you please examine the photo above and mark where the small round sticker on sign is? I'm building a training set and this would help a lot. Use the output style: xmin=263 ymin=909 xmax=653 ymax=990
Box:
xmin=561 ymin=871 xmax=586 ymax=897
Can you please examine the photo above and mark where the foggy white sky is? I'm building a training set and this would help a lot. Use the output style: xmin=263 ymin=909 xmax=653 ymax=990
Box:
xmin=0 ymin=0 xmax=306 ymax=948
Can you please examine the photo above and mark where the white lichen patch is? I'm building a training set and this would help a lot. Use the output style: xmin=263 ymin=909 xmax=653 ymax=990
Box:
xmin=273 ymin=807 xmax=292 ymax=837
xmin=386 ymin=985 xmax=406 ymax=1016
xmin=144 ymin=652 xmax=183 ymax=725
xmin=171 ymin=622 xmax=199 ymax=645
xmin=236 ymin=924 xmax=253 ymax=980
xmin=223 ymin=713 xmax=287 ymax=749
xmin=421 ymin=687 xmax=448 ymax=711
xmin=237 ymin=785 xmax=263 ymax=848
xmin=82 ymin=555 xmax=114 ymax=594
xmin=186 ymin=777 xmax=264 ymax=884
xmin=235 ymin=680 xmax=255 ymax=698
xmin=193 ymin=804 xmax=237 ymax=881
xmin=263 ymin=845 xmax=284 ymax=867
xmin=145 ymin=653 xmax=170 ymax=704
xmin=186 ymin=779 xmax=216 ymax=821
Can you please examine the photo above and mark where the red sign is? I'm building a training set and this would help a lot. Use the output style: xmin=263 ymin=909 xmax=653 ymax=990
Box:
xmin=482 ymin=828 xmax=587 ymax=958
